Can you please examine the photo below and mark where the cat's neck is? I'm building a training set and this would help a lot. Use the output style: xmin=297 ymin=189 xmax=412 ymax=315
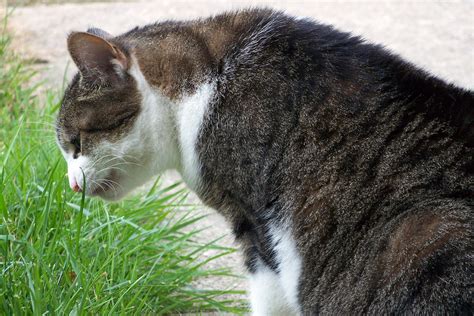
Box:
xmin=123 ymin=13 xmax=264 ymax=191
xmin=175 ymin=80 xmax=216 ymax=191
xmin=128 ymin=58 xmax=181 ymax=176
xmin=129 ymin=55 xmax=215 ymax=192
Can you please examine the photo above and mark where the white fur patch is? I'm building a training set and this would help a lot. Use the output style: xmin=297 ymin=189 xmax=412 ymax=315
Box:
xmin=250 ymin=263 xmax=291 ymax=316
xmin=270 ymin=225 xmax=302 ymax=314
xmin=67 ymin=154 xmax=88 ymax=189
xmin=128 ymin=59 xmax=180 ymax=173
xmin=249 ymin=223 xmax=302 ymax=316
xmin=176 ymin=82 xmax=215 ymax=191
xmin=59 ymin=146 xmax=87 ymax=190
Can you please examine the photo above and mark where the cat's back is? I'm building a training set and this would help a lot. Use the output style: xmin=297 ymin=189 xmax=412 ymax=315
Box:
xmin=197 ymin=9 xmax=473 ymax=314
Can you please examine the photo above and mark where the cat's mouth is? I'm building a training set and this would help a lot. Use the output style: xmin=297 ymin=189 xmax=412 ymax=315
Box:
xmin=89 ymin=171 xmax=121 ymax=198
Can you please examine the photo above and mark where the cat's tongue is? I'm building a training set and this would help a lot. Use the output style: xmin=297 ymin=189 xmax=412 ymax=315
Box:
xmin=72 ymin=182 xmax=81 ymax=193
xmin=68 ymin=174 xmax=82 ymax=193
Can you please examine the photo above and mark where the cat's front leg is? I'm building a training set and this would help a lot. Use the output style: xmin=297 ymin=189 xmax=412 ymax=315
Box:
xmin=249 ymin=263 xmax=298 ymax=316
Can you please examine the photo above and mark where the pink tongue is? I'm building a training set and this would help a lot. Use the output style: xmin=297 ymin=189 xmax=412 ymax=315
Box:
xmin=69 ymin=177 xmax=82 ymax=193
xmin=72 ymin=183 xmax=82 ymax=193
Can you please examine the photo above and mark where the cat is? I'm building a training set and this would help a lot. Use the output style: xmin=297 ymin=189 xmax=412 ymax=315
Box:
xmin=56 ymin=8 xmax=473 ymax=315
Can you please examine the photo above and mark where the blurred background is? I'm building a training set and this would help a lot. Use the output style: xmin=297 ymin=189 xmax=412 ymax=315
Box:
xmin=3 ymin=0 xmax=473 ymax=302
xmin=5 ymin=0 xmax=474 ymax=90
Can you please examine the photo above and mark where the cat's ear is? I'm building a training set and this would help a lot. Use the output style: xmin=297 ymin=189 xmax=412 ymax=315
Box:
xmin=67 ymin=31 xmax=128 ymax=82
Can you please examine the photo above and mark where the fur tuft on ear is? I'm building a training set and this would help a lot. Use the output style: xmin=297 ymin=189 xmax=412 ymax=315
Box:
xmin=86 ymin=27 xmax=112 ymax=40
xmin=67 ymin=31 xmax=129 ymax=83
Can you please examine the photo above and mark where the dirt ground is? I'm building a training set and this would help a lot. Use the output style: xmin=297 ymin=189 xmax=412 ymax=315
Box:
xmin=5 ymin=0 xmax=474 ymax=307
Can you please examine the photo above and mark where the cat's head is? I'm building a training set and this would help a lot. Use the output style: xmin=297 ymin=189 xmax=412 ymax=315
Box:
xmin=56 ymin=29 xmax=177 ymax=200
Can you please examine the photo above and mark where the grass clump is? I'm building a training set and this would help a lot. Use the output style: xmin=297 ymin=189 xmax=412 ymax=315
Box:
xmin=0 ymin=20 xmax=246 ymax=315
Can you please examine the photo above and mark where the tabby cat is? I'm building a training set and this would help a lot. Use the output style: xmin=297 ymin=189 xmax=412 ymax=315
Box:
xmin=56 ymin=8 xmax=473 ymax=315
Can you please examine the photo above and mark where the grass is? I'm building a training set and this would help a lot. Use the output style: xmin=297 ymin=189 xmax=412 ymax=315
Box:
xmin=0 ymin=18 xmax=246 ymax=315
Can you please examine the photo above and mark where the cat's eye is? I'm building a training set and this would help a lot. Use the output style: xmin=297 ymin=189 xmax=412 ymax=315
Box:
xmin=70 ymin=137 xmax=81 ymax=158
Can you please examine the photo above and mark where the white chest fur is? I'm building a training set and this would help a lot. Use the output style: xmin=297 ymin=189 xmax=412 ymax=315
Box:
xmin=176 ymin=82 xmax=216 ymax=191
xmin=130 ymin=56 xmax=216 ymax=190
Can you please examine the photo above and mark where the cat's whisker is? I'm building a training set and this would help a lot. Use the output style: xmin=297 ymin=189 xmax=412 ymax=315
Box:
xmin=105 ymin=161 xmax=140 ymax=169
xmin=113 ymin=152 xmax=142 ymax=163
xmin=102 ymin=179 xmax=123 ymax=192
xmin=88 ymin=155 xmax=121 ymax=170
xmin=120 ymin=160 xmax=142 ymax=167
xmin=97 ymin=178 xmax=122 ymax=195
xmin=90 ymin=156 xmax=143 ymax=173
xmin=108 ymin=154 xmax=141 ymax=166
xmin=97 ymin=165 xmax=127 ymax=175
xmin=109 ymin=155 xmax=143 ymax=167
xmin=90 ymin=180 xmax=108 ymax=194
xmin=89 ymin=179 xmax=101 ymax=187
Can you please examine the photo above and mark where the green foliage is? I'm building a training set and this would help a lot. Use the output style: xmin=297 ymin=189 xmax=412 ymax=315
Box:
xmin=0 ymin=20 xmax=246 ymax=315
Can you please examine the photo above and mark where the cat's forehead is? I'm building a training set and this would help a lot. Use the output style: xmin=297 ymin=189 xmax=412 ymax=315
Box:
xmin=58 ymin=72 xmax=141 ymax=140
